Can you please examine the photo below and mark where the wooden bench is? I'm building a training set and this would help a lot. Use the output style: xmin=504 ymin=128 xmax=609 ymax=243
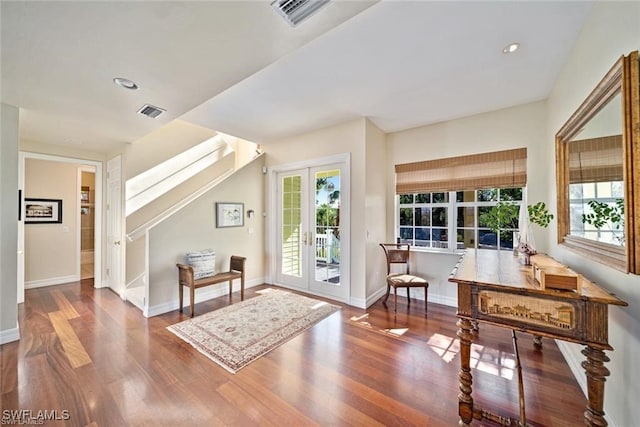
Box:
xmin=176 ymin=255 xmax=246 ymax=317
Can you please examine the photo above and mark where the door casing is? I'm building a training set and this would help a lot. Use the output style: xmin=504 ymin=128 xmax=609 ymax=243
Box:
xmin=267 ymin=153 xmax=350 ymax=303
xmin=18 ymin=152 xmax=103 ymax=303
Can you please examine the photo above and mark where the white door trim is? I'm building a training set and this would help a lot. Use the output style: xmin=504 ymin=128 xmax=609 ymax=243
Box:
xmin=106 ymin=155 xmax=125 ymax=297
xmin=77 ymin=166 xmax=96 ymax=281
xmin=18 ymin=151 xmax=103 ymax=303
xmin=266 ymin=153 xmax=351 ymax=302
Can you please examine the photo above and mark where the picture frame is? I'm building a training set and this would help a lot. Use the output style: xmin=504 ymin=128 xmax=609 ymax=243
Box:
xmin=216 ymin=202 xmax=244 ymax=228
xmin=25 ymin=198 xmax=63 ymax=224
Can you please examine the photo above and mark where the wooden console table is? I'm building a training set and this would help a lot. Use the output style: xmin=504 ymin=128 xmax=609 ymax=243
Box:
xmin=448 ymin=249 xmax=627 ymax=426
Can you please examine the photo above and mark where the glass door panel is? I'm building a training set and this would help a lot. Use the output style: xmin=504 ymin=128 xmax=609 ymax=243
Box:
xmin=281 ymin=175 xmax=302 ymax=277
xmin=276 ymin=170 xmax=308 ymax=288
xmin=313 ymin=169 xmax=341 ymax=285
xmin=309 ymin=164 xmax=348 ymax=300
xmin=275 ymin=162 xmax=349 ymax=302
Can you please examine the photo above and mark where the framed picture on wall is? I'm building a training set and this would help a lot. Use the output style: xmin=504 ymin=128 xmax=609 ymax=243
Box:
xmin=216 ymin=202 xmax=244 ymax=228
xmin=25 ymin=198 xmax=62 ymax=224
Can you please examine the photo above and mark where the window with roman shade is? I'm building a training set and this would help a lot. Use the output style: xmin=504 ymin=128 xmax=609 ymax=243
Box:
xmin=395 ymin=148 xmax=527 ymax=251
xmin=568 ymin=135 xmax=623 ymax=184
xmin=395 ymin=147 xmax=527 ymax=194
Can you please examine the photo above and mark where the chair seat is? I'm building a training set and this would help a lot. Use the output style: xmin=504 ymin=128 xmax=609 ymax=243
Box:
xmin=388 ymin=274 xmax=428 ymax=286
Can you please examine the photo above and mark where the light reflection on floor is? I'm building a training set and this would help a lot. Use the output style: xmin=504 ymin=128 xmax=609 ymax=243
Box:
xmin=349 ymin=313 xmax=409 ymax=337
xmin=427 ymin=333 xmax=515 ymax=379
xmin=350 ymin=312 xmax=516 ymax=380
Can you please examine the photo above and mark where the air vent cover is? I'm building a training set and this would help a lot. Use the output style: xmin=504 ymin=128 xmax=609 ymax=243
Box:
xmin=271 ymin=0 xmax=330 ymax=27
xmin=137 ymin=104 xmax=165 ymax=119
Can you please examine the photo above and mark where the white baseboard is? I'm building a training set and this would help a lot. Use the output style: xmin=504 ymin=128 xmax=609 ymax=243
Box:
xmin=358 ymin=286 xmax=387 ymax=309
xmin=556 ymin=340 xmax=588 ymax=397
xmin=126 ymin=286 xmax=145 ymax=310
xmin=25 ymin=274 xmax=79 ymax=289
xmin=429 ymin=294 xmax=457 ymax=308
xmin=145 ymin=277 xmax=263 ymax=318
xmin=555 ymin=340 xmax=619 ymax=426
xmin=0 ymin=327 xmax=20 ymax=345
xmin=363 ymin=286 xmax=457 ymax=310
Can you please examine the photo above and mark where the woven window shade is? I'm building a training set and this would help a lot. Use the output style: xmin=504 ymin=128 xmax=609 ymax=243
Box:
xmin=568 ymin=135 xmax=623 ymax=184
xmin=395 ymin=148 xmax=527 ymax=194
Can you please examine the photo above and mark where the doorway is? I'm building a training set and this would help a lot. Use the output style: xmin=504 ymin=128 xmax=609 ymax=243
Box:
xmin=18 ymin=152 xmax=103 ymax=304
xmin=271 ymin=155 xmax=350 ymax=302
xmin=79 ymin=168 xmax=96 ymax=279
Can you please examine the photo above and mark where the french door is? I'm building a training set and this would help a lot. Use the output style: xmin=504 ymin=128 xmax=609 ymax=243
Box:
xmin=275 ymin=161 xmax=349 ymax=301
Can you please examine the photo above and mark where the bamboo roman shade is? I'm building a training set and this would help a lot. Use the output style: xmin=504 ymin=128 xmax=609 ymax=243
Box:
xmin=395 ymin=148 xmax=527 ymax=194
xmin=568 ymin=135 xmax=623 ymax=184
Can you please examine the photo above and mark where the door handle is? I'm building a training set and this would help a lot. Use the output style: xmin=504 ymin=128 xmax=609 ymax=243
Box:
xmin=114 ymin=240 xmax=121 ymax=245
xmin=302 ymin=232 xmax=308 ymax=246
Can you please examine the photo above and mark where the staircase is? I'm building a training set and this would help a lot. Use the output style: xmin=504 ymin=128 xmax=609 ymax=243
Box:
xmin=122 ymin=131 xmax=262 ymax=313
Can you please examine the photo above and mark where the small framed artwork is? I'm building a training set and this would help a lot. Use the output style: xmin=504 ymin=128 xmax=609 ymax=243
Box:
xmin=25 ymin=198 xmax=63 ymax=224
xmin=216 ymin=202 xmax=244 ymax=228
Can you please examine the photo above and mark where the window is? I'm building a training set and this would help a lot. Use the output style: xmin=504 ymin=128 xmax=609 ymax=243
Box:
xmin=398 ymin=188 xmax=523 ymax=251
xmin=569 ymin=181 xmax=624 ymax=245
xmin=395 ymin=148 xmax=527 ymax=252
xmin=399 ymin=192 xmax=449 ymax=248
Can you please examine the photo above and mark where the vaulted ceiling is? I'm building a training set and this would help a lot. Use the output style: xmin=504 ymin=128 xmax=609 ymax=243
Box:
xmin=1 ymin=1 xmax=593 ymax=153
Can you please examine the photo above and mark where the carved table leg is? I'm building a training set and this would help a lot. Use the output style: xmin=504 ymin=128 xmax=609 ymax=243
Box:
xmin=581 ymin=346 xmax=610 ymax=427
xmin=471 ymin=320 xmax=480 ymax=333
xmin=457 ymin=318 xmax=475 ymax=426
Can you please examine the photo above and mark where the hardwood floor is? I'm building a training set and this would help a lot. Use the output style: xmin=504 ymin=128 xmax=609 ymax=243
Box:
xmin=0 ymin=280 xmax=587 ymax=426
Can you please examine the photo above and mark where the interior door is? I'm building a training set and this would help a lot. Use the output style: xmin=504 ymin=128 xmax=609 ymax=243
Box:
xmin=106 ymin=155 xmax=124 ymax=297
xmin=275 ymin=161 xmax=349 ymax=302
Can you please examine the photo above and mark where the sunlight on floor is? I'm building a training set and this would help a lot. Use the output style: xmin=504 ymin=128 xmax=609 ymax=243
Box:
xmin=427 ymin=333 xmax=515 ymax=380
xmin=349 ymin=314 xmax=515 ymax=379
xmin=349 ymin=313 xmax=409 ymax=337
xmin=311 ymin=302 xmax=329 ymax=310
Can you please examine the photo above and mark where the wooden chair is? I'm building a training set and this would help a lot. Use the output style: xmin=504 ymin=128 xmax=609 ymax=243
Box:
xmin=379 ymin=243 xmax=428 ymax=315
xmin=176 ymin=255 xmax=246 ymax=317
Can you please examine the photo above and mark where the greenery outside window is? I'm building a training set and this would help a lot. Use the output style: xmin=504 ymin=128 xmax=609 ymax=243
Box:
xmin=398 ymin=187 xmax=523 ymax=251
xmin=570 ymin=181 xmax=624 ymax=245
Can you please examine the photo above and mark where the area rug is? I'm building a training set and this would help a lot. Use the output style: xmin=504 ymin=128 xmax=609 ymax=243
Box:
xmin=167 ymin=288 xmax=340 ymax=373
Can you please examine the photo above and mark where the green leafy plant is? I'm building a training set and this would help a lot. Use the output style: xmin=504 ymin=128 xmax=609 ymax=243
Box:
xmin=481 ymin=201 xmax=554 ymax=233
xmin=581 ymin=199 xmax=625 ymax=245
xmin=528 ymin=202 xmax=554 ymax=228
xmin=480 ymin=201 xmax=520 ymax=235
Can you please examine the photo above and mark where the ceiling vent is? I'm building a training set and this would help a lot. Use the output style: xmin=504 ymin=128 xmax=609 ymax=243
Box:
xmin=137 ymin=104 xmax=165 ymax=119
xmin=271 ymin=0 xmax=331 ymax=27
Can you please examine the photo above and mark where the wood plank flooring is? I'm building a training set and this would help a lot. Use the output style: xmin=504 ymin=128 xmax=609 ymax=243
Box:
xmin=0 ymin=280 xmax=588 ymax=426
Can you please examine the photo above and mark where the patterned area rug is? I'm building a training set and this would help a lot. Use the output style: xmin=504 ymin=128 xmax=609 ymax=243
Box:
xmin=167 ymin=288 xmax=341 ymax=373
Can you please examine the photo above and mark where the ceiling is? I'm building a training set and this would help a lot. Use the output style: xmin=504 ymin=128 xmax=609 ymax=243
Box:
xmin=1 ymin=1 xmax=593 ymax=153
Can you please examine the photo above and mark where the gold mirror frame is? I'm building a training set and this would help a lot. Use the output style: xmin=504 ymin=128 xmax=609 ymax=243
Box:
xmin=556 ymin=51 xmax=640 ymax=273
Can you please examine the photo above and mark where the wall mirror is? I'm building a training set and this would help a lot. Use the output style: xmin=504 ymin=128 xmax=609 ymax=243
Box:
xmin=556 ymin=51 xmax=639 ymax=273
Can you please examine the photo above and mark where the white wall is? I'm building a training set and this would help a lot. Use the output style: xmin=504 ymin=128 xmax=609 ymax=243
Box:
xmin=24 ymin=159 xmax=81 ymax=286
xmin=264 ymin=119 xmax=369 ymax=303
xmin=1 ymin=103 xmax=19 ymax=344
xmin=147 ymin=157 xmax=265 ymax=314
xmin=20 ymin=139 xmax=107 ymax=162
xmin=545 ymin=3 xmax=640 ymax=425
xmin=125 ymin=119 xmax=217 ymax=179
xmin=386 ymin=101 xmax=548 ymax=306
xmin=124 ymin=120 xmax=236 ymax=285
xmin=364 ymin=120 xmax=389 ymax=302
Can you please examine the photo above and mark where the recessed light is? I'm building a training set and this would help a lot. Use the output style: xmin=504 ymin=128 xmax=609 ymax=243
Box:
xmin=502 ymin=42 xmax=520 ymax=54
xmin=113 ymin=77 xmax=139 ymax=90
